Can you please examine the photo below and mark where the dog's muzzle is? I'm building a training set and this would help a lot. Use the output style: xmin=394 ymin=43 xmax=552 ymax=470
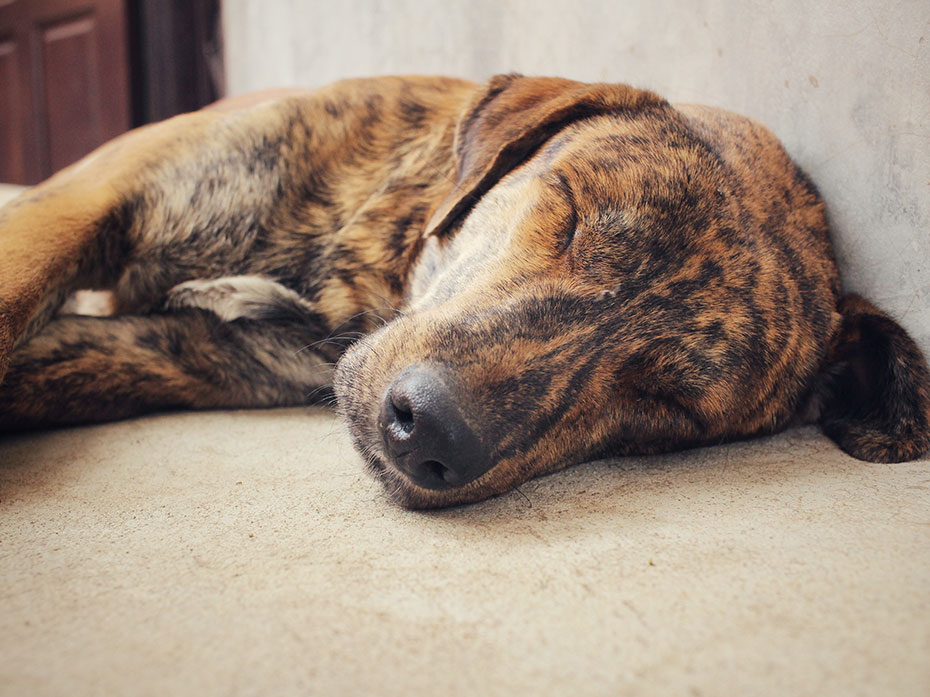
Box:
xmin=378 ymin=365 xmax=493 ymax=490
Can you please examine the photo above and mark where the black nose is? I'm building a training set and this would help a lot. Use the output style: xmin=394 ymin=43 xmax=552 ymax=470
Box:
xmin=379 ymin=366 xmax=492 ymax=490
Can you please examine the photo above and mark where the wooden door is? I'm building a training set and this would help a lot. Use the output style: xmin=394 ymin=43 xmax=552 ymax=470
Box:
xmin=0 ymin=0 xmax=131 ymax=184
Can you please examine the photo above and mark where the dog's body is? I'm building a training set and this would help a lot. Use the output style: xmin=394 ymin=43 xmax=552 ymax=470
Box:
xmin=1 ymin=74 xmax=928 ymax=508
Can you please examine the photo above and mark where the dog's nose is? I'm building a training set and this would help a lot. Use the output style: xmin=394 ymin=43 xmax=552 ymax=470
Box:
xmin=379 ymin=367 xmax=492 ymax=490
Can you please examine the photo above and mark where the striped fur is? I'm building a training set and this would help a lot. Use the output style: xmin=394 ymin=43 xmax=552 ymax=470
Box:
xmin=1 ymin=75 xmax=927 ymax=508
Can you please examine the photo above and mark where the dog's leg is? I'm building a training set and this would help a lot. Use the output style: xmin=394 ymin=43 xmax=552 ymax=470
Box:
xmin=0 ymin=103 xmax=301 ymax=385
xmin=0 ymin=308 xmax=334 ymax=431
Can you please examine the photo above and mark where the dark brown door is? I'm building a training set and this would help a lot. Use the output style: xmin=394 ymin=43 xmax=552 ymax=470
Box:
xmin=0 ymin=0 xmax=131 ymax=184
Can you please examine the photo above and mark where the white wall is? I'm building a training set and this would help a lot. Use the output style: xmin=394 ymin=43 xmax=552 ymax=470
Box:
xmin=224 ymin=0 xmax=930 ymax=354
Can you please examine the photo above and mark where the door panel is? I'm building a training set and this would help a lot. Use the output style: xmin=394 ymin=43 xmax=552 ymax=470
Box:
xmin=0 ymin=34 xmax=27 ymax=182
xmin=0 ymin=0 xmax=130 ymax=184
xmin=0 ymin=0 xmax=222 ymax=185
xmin=41 ymin=14 xmax=104 ymax=173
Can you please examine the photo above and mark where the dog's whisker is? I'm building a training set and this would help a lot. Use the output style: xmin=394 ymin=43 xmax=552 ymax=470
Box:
xmin=293 ymin=333 xmax=366 ymax=355
xmin=513 ymin=486 xmax=533 ymax=508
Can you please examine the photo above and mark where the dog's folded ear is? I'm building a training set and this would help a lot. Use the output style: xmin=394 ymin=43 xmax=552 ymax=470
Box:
xmin=423 ymin=73 xmax=665 ymax=238
xmin=814 ymin=294 xmax=930 ymax=463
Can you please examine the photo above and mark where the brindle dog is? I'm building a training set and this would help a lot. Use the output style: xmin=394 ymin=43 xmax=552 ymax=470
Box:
xmin=1 ymin=75 xmax=928 ymax=508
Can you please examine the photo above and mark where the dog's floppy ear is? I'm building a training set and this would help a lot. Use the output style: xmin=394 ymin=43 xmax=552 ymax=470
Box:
xmin=423 ymin=74 xmax=665 ymax=238
xmin=814 ymin=294 xmax=930 ymax=462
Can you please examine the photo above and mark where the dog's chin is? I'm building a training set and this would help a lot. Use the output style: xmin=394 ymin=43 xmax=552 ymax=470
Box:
xmin=365 ymin=454 xmax=429 ymax=509
xmin=361 ymin=450 xmax=488 ymax=510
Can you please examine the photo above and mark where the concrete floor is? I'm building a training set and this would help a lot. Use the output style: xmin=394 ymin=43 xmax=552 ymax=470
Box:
xmin=1 ymin=408 xmax=928 ymax=697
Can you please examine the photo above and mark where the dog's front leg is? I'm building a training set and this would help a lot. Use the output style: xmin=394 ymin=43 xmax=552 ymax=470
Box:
xmin=0 ymin=309 xmax=333 ymax=431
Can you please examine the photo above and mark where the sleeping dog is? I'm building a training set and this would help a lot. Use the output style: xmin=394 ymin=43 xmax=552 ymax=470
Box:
xmin=1 ymin=74 xmax=928 ymax=508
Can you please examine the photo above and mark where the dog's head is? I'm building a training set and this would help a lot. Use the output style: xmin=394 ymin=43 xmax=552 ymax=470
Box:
xmin=334 ymin=75 xmax=930 ymax=508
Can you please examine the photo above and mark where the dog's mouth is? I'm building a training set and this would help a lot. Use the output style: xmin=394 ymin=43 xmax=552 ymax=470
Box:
xmin=350 ymin=437 xmax=490 ymax=509
xmin=358 ymin=449 xmax=460 ymax=508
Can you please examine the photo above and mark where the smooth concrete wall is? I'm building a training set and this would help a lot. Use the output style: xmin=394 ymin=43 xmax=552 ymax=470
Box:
xmin=223 ymin=0 xmax=930 ymax=355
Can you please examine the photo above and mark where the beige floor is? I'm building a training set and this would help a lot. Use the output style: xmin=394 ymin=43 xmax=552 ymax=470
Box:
xmin=0 ymin=412 xmax=928 ymax=697
xmin=1 ymin=185 xmax=929 ymax=695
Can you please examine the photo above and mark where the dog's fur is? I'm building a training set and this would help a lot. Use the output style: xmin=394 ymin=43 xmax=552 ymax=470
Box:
xmin=0 ymin=74 xmax=928 ymax=508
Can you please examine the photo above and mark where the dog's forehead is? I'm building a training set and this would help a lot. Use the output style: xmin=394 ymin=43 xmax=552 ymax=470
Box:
xmin=482 ymin=116 xmax=648 ymax=211
xmin=526 ymin=115 xmax=687 ymax=205
xmin=454 ymin=115 xmax=671 ymax=243
xmin=541 ymin=112 xmax=734 ymax=226
xmin=543 ymin=113 xmax=655 ymax=163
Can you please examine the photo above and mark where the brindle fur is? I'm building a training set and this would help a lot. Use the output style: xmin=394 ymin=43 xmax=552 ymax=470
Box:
xmin=1 ymin=74 xmax=928 ymax=508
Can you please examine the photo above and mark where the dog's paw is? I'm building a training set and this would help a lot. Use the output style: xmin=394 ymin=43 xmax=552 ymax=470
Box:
xmin=61 ymin=290 xmax=116 ymax=316
xmin=164 ymin=276 xmax=316 ymax=323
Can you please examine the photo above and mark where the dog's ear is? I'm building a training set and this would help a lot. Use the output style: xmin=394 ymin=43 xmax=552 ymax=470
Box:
xmin=814 ymin=294 xmax=930 ymax=462
xmin=423 ymin=74 xmax=665 ymax=238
